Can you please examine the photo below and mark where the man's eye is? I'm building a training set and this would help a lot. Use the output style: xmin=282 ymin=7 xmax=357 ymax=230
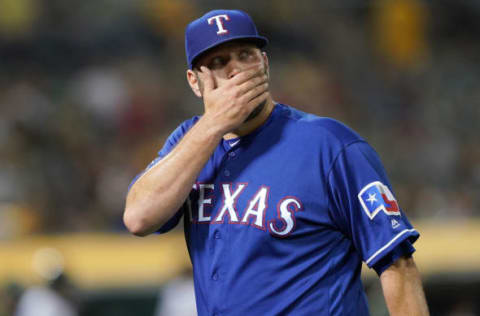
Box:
xmin=239 ymin=50 xmax=252 ymax=60
xmin=209 ymin=57 xmax=224 ymax=68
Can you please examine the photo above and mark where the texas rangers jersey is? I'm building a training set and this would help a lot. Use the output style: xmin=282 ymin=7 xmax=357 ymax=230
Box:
xmin=131 ymin=103 xmax=419 ymax=315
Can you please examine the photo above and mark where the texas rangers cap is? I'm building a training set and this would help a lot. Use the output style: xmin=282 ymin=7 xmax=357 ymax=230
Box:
xmin=185 ymin=9 xmax=268 ymax=69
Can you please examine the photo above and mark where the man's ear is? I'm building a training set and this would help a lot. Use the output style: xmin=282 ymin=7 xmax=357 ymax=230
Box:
xmin=186 ymin=69 xmax=202 ymax=98
xmin=262 ymin=52 xmax=270 ymax=77
xmin=262 ymin=52 xmax=269 ymax=67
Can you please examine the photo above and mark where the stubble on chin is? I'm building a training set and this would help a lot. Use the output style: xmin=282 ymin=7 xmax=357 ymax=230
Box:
xmin=243 ymin=99 xmax=266 ymax=123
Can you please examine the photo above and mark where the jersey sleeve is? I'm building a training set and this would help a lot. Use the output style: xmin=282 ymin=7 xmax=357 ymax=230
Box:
xmin=126 ymin=117 xmax=199 ymax=234
xmin=371 ymin=239 xmax=416 ymax=275
xmin=326 ymin=141 xmax=419 ymax=269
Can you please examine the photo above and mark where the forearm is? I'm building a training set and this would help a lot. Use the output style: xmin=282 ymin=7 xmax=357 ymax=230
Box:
xmin=124 ymin=116 xmax=223 ymax=236
xmin=380 ymin=256 xmax=429 ymax=316
xmin=124 ymin=64 xmax=269 ymax=236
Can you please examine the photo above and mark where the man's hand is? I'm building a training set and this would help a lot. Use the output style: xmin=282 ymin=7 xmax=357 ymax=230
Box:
xmin=197 ymin=64 xmax=269 ymax=135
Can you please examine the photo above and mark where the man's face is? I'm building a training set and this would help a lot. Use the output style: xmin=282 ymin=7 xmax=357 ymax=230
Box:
xmin=193 ymin=41 xmax=269 ymax=94
xmin=192 ymin=41 xmax=270 ymax=122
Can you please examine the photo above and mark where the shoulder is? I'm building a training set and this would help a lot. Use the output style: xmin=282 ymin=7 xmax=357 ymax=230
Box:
xmin=156 ymin=116 xmax=201 ymax=158
xmin=167 ymin=116 xmax=201 ymax=142
xmin=275 ymin=103 xmax=364 ymax=147
xmin=175 ymin=116 xmax=201 ymax=135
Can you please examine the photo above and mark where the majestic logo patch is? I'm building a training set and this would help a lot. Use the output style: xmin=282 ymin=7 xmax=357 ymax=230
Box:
xmin=391 ymin=219 xmax=400 ymax=229
xmin=358 ymin=181 xmax=400 ymax=220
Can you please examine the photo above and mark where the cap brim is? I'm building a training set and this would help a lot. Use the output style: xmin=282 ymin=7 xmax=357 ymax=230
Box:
xmin=189 ymin=35 xmax=268 ymax=69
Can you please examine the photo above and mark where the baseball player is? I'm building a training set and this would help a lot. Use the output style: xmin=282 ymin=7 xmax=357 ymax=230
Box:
xmin=124 ymin=9 xmax=429 ymax=316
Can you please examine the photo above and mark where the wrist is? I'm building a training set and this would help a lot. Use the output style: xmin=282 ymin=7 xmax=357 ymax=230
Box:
xmin=195 ymin=115 xmax=226 ymax=142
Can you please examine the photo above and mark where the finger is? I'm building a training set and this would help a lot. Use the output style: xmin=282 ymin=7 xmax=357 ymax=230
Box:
xmin=198 ymin=66 xmax=215 ymax=91
xmin=230 ymin=64 xmax=265 ymax=86
xmin=246 ymin=90 xmax=269 ymax=111
xmin=240 ymin=81 xmax=269 ymax=104
xmin=236 ymin=74 xmax=268 ymax=96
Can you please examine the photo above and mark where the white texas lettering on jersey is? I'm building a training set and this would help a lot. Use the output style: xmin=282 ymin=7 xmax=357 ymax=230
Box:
xmin=213 ymin=183 xmax=246 ymax=223
xmin=207 ymin=14 xmax=230 ymax=35
xmin=268 ymin=197 xmax=303 ymax=237
xmin=189 ymin=183 xmax=303 ymax=235
xmin=197 ymin=183 xmax=214 ymax=222
xmin=241 ymin=186 xmax=269 ymax=230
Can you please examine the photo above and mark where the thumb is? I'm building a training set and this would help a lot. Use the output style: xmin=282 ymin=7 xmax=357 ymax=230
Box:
xmin=199 ymin=66 xmax=215 ymax=92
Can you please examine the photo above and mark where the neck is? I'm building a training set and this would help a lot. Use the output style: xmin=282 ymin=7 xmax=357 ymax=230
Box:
xmin=223 ymin=96 xmax=275 ymax=140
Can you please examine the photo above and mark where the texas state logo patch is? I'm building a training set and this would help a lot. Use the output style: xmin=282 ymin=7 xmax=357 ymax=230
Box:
xmin=358 ymin=181 xmax=400 ymax=220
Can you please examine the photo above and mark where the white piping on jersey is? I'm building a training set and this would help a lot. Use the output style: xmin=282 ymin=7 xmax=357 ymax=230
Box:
xmin=365 ymin=228 xmax=417 ymax=265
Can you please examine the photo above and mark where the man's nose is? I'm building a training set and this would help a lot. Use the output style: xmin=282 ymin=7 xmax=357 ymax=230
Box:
xmin=227 ymin=58 xmax=242 ymax=79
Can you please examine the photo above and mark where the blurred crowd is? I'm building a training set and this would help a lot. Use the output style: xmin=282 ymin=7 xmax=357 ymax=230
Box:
xmin=0 ymin=0 xmax=479 ymax=237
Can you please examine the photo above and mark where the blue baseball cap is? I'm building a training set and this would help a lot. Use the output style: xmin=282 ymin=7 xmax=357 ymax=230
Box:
xmin=185 ymin=9 xmax=268 ymax=69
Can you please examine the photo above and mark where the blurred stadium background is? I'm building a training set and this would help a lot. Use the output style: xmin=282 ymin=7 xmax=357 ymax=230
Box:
xmin=0 ymin=0 xmax=479 ymax=315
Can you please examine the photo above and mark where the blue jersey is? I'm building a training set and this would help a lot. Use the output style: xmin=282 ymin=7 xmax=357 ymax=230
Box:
xmin=131 ymin=103 xmax=419 ymax=315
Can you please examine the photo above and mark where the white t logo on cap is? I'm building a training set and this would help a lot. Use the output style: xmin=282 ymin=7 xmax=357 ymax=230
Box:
xmin=207 ymin=14 xmax=230 ymax=35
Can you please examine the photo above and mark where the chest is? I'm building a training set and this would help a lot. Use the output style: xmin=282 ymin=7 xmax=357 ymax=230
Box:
xmin=186 ymin=136 xmax=332 ymax=238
